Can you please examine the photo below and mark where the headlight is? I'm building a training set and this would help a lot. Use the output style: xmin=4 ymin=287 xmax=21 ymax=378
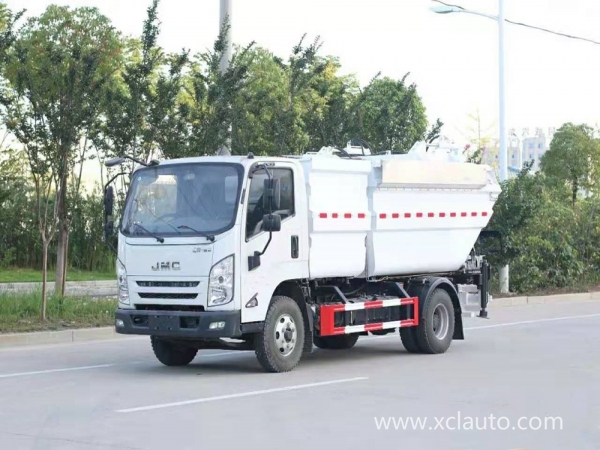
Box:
xmin=208 ymin=255 xmax=234 ymax=306
xmin=117 ymin=260 xmax=130 ymax=305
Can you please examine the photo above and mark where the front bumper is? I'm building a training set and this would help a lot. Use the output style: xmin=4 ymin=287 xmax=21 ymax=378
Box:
xmin=115 ymin=308 xmax=242 ymax=338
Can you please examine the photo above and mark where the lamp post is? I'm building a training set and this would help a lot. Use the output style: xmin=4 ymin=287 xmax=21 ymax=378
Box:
xmin=218 ymin=0 xmax=233 ymax=156
xmin=431 ymin=1 xmax=510 ymax=293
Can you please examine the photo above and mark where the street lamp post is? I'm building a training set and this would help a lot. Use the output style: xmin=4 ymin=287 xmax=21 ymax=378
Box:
xmin=431 ymin=0 xmax=510 ymax=293
xmin=218 ymin=0 xmax=233 ymax=156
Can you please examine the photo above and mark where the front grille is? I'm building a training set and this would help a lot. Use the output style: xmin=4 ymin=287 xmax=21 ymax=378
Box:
xmin=136 ymin=281 xmax=199 ymax=288
xmin=138 ymin=293 xmax=198 ymax=300
xmin=135 ymin=304 xmax=205 ymax=312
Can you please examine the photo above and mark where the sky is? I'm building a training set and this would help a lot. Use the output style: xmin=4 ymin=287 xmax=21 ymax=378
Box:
xmin=9 ymin=0 xmax=600 ymax=145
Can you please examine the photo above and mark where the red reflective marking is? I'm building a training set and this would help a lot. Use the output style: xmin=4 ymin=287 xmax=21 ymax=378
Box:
xmin=482 ymin=211 xmax=488 ymax=217
xmin=365 ymin=323 xmax=384 ymax=332
xmin=364 ymin=300 xmax=384 ymax=309
xmin=404 ymin=213 xmax=411 ymax=218
xmin=380 ymin=213 xmax=387 ymax=219
xmin=439 ymin=212 xmax=446 ymax=217
xmin=428 ymin=212 xmax=434 ymax=218
xmin=450 ymin=212 xmax=457 ymax=217
xmin=416 ymin=213 xmax=423 ymax=218
xmin=471 ymin=212 xmax=477 ymax=217
xmin=332 ymin=213 xmax=339 ymax=219
xmin=358 ymin=213 xmax=366 ymax=219
xmin=392 ymin=213 xmax=399 ymax=219
xmin=344 ymin=213 xmax=352 ymax=219
xmin=461 ymin=212 xmax=467 ymax=217
xmin=319 ymin=213 xmax=327 ymax=218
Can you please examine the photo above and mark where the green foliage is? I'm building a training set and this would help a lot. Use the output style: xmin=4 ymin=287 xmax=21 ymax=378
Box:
xmin=0 ymin=291 xmax=117 ymax=333
xmin=357 ymin=75 xmax=429 ymax=152
xmin=540 ymin=123 xmax=600 ymax=205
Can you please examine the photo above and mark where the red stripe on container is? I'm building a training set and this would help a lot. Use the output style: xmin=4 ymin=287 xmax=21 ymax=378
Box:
xmin=461 ymin=212 xmax=467 ymax=217
xmin=439 ymin=212 xmax=446 ymax=217
xmin=450 ymin=212 xmax=457 ymax=217
xmin=319 ymin=213 xmax=327 ymax=218
xmin=380 ymin=213 xmax=387 ymax=219
xmin=392 ymin=213 xmax=399 ymax=219
xmin=482 ymin=211 xmax=488 ymax=217
xmin=471 ymin=212 xmax=477 ymax=217
xmin=344 ymin=213 xmax=352 ymax=219
xmin=404 ymin=213 xmax=411 ymax=218
xmin=416 ymin=213 xmax=423 ymax=218
xmin=332 ymin=213 xmax=339 ymax=218
xmin=358 ymin=213 xmax=366 ymax=219
xmin=428 ymin=213 xmax=434 ymax=218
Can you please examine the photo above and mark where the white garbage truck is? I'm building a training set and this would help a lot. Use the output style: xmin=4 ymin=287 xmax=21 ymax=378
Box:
xmin=104 ymin=143 xmax=501 ymax=372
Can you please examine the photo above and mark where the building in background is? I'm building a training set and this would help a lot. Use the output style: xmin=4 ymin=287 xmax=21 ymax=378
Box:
xmin=479 ymin=127 xmax=556 ymax=177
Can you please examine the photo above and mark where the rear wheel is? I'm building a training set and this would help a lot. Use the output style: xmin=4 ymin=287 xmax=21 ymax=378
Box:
xmin=255 ymin=296 xmax=305 ymax=373
xmin=314 ymin=334 xmax=359 ymax=350
xmin=150 ymin=336 xmax=198 ymax=366
xmin=400 ymin=327 xmax=422 ymax=353
xmin=415 ymin=289 xmax=455 ymax=354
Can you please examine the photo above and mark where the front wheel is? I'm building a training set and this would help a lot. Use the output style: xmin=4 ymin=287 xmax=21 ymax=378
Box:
xmin=255 ymin=296 xmax=305 ymax=373
xmin=150 ymin=336 xmax=198 ymax=366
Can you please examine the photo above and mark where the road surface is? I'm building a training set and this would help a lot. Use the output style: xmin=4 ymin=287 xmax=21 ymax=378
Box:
xmin=0 ymin=300 xmax=599 ymax=450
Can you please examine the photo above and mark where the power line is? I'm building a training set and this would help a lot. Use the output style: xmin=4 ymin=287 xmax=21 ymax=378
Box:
xmin=432 ymin=0 xmax=600 ymax=46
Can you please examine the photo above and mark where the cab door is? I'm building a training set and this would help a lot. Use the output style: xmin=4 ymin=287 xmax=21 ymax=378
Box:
xmin=240 ymin=163 xmax=308 ymax=324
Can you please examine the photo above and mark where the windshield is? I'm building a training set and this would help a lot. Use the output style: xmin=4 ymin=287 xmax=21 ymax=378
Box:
xmin=121 ymin=163 xmax=244 ymax=238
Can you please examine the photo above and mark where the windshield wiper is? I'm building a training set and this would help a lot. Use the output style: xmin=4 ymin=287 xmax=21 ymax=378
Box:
xmin=133 ymin=223 xmax=165 ymax=243
xmin=177 ymin=225 xmax=216 ymax=242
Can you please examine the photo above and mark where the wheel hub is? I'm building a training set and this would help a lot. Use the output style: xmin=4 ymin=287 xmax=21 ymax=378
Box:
xmin=274 ymin=314 xmax=297 ymax=357
xmin=432 ymin=303 xmax=450 ymax=340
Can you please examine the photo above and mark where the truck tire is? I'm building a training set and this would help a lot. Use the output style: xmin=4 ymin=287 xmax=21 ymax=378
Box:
xmin=415 ymin=289 xmax=455 ymax=354
xmin=400 ymin=327 xmax=422 ymax=353
xmin=151 ymin=336 xmax=198 ymax=366
xmin=313 ymin=334 xmax=359 ymax=350
xmin=255 ymin=296 xmax=305 ymax=373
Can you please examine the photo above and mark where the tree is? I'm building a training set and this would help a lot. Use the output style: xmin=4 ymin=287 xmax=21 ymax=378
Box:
xmin=2 ymin=5 xmax=123 ymax=296
xmin=540 ymin=123 xmax=600 ymax=205
xmin=356 ymin=75 xmax=429 ymax=152
xmin=303 ymin=56 xmax=360 ymax=150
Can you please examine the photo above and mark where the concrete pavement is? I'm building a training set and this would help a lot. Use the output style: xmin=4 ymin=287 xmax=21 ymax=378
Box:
xmin=0 ymin=300 xmax=599 ymax=449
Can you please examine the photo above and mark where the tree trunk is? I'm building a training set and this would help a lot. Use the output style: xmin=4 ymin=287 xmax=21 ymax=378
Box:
xmin=61 ymin=233 xmax=69 ymax=295
xmin=41 ymin=239 xmax=49 ymax=321
xmin=572 ymin=181 xmax=578 ymax=206
xmin=55 ymin=163 xmax=69 ymax=296
xmin=55 ymin=225 xmax=68 ymax=297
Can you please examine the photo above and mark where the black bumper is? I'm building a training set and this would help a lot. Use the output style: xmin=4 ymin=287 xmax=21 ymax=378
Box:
xmin=115 ymin=308 xmax=242 ymax=339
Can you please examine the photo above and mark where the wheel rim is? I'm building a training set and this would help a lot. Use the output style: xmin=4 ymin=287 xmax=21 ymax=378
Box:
xmin=274 ymin=313 xmax=297 ymax=357
xmin=432 ymin=303 xmax=450 ymax=340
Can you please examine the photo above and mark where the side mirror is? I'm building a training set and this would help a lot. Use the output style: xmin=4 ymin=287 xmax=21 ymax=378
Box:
xmin=104 ymin=186 xmax=115 ymax=242
xmin=104 ymin=186 xmax=114 ymax=218
xmin=262 ymin=214 xmax=281 ymax=233
xmin=105 ymin=157 xmax=126 ymax=168
xmin=262 ymin=178 xmax=281 ymax=211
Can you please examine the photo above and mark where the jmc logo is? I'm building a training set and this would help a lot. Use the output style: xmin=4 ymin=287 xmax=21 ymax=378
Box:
xmin=151 ymin=262 xmax=181 ymax=271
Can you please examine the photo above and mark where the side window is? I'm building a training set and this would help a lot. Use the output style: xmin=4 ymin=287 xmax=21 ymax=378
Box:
xmin=246 ymin=168 xmax=295 ymax=239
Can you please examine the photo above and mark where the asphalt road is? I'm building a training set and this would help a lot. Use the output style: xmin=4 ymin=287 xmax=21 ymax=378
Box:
xmin=0 ymin=300 xmax=599 ymax=450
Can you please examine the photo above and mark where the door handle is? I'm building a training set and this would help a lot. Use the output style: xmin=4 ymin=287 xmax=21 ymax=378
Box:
xmin=291 ymin=235 xmax=299 ymax=259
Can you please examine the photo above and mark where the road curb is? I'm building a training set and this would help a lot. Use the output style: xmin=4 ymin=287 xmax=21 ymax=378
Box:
xmin=1 ymin=291 xmax=598 ymax=349
xmin=490 ymin=291 xmax=599 ymax=308
xmin=0 ymin=326 xmax=124 ymax=349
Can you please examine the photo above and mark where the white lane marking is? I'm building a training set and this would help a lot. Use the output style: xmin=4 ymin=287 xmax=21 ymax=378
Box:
xmin=0 ymin=363 xmax=117 ymax=379
xmin=116 ymin=377 xmax=369 ymax=413
xmin=464 ymin=313 xmax=600 ymax=330
xmin=361 ymin=312 xmax=600 ymax=341
xmin=0 ymin=352 xmax=246 ymax=379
